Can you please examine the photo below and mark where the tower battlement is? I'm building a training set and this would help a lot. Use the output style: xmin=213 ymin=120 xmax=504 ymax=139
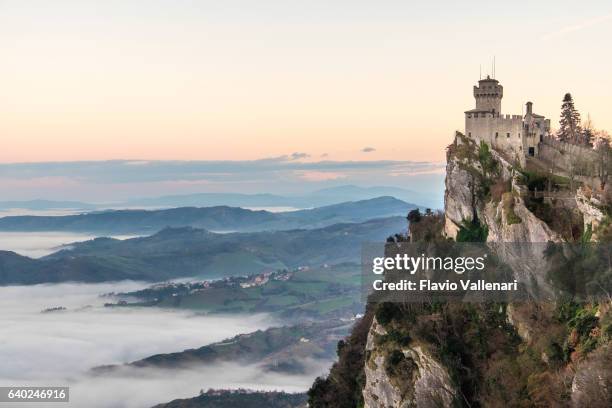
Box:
xmin=473 ymin=76 xmax=503 ymax=114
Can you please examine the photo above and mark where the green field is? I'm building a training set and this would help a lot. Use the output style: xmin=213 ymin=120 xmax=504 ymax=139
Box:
xmin=115 ymin=263 xmax=363 ymax=319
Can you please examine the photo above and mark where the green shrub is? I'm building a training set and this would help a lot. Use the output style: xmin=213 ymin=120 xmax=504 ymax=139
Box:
xmin=456 ymin=219 xmax=489 ymax=242
xmin=375 ymin=302 xmax=400 ymax=326
xmin=545 ymin=342 xmax=564 ymax=368
xmin=502 ymin=192 xmax=522 ymax=225
xmin=554 ymin=299 xmax=580 ymax=323
xmin=384 ymin=349 xmax=417 ymax=389
xmin=569 ymin=308 xmax=598 ymax=339
xmin=384 ymin=329 xmax=411 ymax=347
xmin=478 ymin=141 xmax=499 ymax=177
xmin=386 ymin=349 xmax=405 ymax=368
xmin=580 ymin=337 xmax=598 ymax=354
xmin=580 ymin=223 xmax=593 ymax=243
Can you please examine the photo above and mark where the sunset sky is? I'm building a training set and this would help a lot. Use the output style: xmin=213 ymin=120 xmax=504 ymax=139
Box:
xmin=1 ymin=0 xmax=610 ymax=165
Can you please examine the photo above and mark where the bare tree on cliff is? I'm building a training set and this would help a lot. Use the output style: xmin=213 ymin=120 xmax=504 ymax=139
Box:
xmin=595 ymin=131 xmax=612 ymax=190
xmin=557 ymin=93 xmax=582 ymax=144
xmin=582 ymin=114 xmax=595 ymax=146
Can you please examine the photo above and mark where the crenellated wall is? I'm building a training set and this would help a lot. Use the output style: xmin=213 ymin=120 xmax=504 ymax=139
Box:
xmin=465 ymin=113 xmax=524 ymax=164
xmin=464 ymin=79 xmax=553 ymax=167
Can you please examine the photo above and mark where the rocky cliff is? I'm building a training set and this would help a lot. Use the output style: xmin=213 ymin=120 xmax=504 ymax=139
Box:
xmin=309 ymin=132 xmax=611 ymax=408
xmin=444 ymin=132 xmax=560 ymax=243
xmin=362 ymin=318 xmax=456 ymax=408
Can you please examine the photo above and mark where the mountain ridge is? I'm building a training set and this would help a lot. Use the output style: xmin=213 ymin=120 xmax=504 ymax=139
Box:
xmin=0 ymin=196 xmax=414 ymax=234
xmin=0 ymin=184 xmax=442 ymax=212
xmin=0 ymin=216 xmax=405 ymax=285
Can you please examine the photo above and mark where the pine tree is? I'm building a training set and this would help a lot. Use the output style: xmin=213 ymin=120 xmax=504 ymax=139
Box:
xmin=557 ymin=93 xmax=582 ymax=143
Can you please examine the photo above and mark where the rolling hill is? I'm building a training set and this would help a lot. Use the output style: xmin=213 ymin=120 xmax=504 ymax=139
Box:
xmin=0 ymin=196 xmax=414 ymax=234
xmin=0 ymin=216 xmax=404 ymax=285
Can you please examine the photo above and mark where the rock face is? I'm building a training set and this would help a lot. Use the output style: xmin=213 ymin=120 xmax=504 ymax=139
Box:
xmin=362 ymin=318 xmax=456 ymax=408
xmin=357 ymin=133 xmax=610 ymax=407
xmin=444 ymin=133 xmax=559 ymax=244
xmin=444 ymin=133 xmax=562 ymax=300
xmin=443 ymin=151 xmax=476 ymax=239
xmin=363 ymin=320 xmax=403 ymax=408
xmin=575 ymin=187 xmax=605 ymax=241
xmin=571 ymin=344 xmax=612 ymax=407
xmin=405 ymin=346 xmax=457 ymax=408
xmin=483 ymin=195 xmax=559 ymax=243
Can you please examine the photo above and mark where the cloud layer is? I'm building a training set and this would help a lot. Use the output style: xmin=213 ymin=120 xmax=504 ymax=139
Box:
xmin=0 ymin=282 xmax=303 ymax=407
xmin=0 ymin=232 xmax=139 ymax=258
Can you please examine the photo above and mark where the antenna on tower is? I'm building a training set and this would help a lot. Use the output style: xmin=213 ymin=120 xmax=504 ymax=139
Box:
xmin=493 ymin=56 xmax=496 ymax=79
xmin=479 ymin=64 xmax=482 ymax=80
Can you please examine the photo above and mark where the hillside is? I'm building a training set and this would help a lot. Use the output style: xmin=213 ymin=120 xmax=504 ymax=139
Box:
xmin=0 ymin=216 xmax=405 ymax=285
xmin=152 ymin=390 xmax=307 ymax=408
xmin=107 ymin=263 xmax=363 ymax=320
xmin=95 ymin=319 xmax=351 ymax=376
xmin=307 ymin=133 xmax=612 ymax=407
xmin=0 ymin=197 xmax=415 ymax=234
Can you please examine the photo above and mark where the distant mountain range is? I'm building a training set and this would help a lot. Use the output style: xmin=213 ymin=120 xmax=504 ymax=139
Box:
xmin=0 ymin=184 xmax=441 ymax=211
xmin=124 ymin=185 xmax=439 ymax=209
xmin=0 ymin=196 xmax=414 ymax=234
xmin=0 ymin=216 xmax=403 ymax=285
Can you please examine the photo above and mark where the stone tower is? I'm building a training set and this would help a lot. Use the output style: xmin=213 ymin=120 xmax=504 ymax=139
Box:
xmin=465 ymin=76 xmax=551 ymax=167
xmin=473 ymin=76 xmax=503 ymax=115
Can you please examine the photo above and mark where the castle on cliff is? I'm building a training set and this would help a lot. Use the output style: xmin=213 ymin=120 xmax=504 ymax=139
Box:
xmin=465 ymin=76 xmax=551 ymax=166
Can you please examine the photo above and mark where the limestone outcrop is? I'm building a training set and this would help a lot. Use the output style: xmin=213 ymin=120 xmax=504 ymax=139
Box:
xmin=363 ymin=318 xmax=457 ymax=408
xmin=354 ymin=133 xmax=610 ymax=408
xmin=575 ymin=187 xmax=605 ymax=241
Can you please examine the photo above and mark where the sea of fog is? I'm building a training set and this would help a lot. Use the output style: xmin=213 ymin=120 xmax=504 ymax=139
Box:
xmin=0 ymin=232 xmax=140 ymax=258
xmin=0 ymin=282 xmax=324 ymax=407
xmin=0 ymin=208 xmax=86 ymax=217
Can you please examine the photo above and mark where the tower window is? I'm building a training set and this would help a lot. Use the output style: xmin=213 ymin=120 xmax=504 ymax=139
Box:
xmin=468 ymin=132 xmax=471 ymax=137
xmin=495 ymin=132 xmax=499 ymax=138
xmin=507 ymin=132 xmax=510 ymax=138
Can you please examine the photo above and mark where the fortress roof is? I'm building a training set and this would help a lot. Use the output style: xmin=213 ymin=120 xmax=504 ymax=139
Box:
xmin=465 ymin=108 xmax=492 ymax=114
xmin=478 ymin=76 xmax=499 ymax=83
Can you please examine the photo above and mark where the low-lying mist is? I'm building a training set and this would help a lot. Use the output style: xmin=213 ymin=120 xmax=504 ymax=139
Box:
xmin=0 ymin=282 xmax=325 ymax=407
xmin=0 ymin=232 xmax=139 ymax=258
xmin=2 ymin=362 xmax=325 ymax=408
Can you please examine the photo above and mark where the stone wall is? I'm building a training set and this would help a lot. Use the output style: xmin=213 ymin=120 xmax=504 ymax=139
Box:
xmin=537 ymin=136 xmax=601 ymax=189
xmin=466 ymin=113 xmax=524 ymax=164
xmin=538 ymin=136 xmax=598 ymax=167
